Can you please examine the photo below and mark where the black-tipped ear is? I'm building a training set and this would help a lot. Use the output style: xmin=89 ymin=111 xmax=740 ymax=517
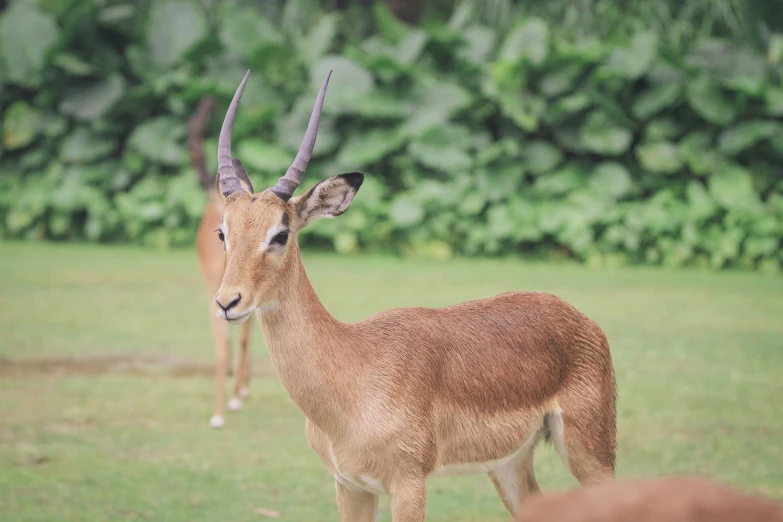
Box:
xmin=292 ymin=172 xmax=364 ymax=230
xmin=339 ymin=172 xmax=364 ymax=191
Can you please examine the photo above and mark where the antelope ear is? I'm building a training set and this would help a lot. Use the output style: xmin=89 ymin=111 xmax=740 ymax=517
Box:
xmin=291 ymin=173 xmax=363 ymax=230
xmin=215 ymin=158 xmax=254 ymax=200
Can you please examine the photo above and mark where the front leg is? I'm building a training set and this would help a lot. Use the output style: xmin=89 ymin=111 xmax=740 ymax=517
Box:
xmin=389 ymin=477 xmax=426 ymax=522
xmin=335 ymin=480 xmax=378 ymax=522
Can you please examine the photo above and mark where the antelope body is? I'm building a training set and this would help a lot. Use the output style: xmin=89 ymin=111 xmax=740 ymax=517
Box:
xmin=210 ymin=70 xmax=617 ymax=521
xmin=188 ymin=98 xmax=253 ymax=428
xmin=515 ymin=477 xmax=783 ymax=522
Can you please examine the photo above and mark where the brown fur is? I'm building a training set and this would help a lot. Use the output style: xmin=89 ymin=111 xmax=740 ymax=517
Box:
xmin=189 ymin=98 xmax=253 ymax=427
xmin=213 ymin=183 xmax=617 ymax=521
xmin=515 ymin=477 xmax=783 ymax=522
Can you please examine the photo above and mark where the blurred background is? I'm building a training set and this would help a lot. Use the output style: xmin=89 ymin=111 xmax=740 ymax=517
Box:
xmin=1 ymin=1 xmax=782 ymax=521
xmin=1 ymin=0 xmax=782 ymax=267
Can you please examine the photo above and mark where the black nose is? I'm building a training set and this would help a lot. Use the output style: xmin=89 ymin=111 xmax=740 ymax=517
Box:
xmin=216 ymin=294 xmax=241 ymax=312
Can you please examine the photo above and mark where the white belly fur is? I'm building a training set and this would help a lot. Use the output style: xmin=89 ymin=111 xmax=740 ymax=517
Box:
xmin=433 ymin=451 xmax=519 ymax=476
xmin=333 ymin=471 xmax=386 ymax=495
xmin=333 ymin=453 xmax=520 ymax=496
xmin=434 ymin=427 xmax=542 ymax=477
xmin=329 ymin=421 xmax=547 ymax=494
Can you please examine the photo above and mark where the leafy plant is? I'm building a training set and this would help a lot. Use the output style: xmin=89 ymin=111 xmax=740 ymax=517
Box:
xmin=0 ymin=0 xmax=781 ymax=273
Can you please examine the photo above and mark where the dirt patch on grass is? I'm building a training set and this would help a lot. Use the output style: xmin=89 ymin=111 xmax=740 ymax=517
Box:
xmin=0 ymin=355 xmax=276 ymax=378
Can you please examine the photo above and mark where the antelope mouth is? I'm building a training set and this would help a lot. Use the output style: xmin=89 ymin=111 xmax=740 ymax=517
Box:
xmin=218 ymin=308 xmax=254 ymax=324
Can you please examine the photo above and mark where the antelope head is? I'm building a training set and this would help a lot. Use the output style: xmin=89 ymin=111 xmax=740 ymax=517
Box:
xmin=212 ymin=71 xmax=363 ymax=323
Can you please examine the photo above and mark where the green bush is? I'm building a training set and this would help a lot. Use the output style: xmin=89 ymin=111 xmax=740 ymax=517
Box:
xmin=1 ymin=0 xmax=782 ymax=272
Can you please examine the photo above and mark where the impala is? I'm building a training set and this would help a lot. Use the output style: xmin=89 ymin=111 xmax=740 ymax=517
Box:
xmin=187 ymin=96 xmax=253 ymax=428
xmin=211 ymin=70 xmax=617 ymax=521
xmin=515 ymin=477 xmax=783 ymax=522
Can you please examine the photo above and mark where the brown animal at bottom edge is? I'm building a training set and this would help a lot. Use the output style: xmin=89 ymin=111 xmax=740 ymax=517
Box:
xmin=515 ymin=476 xmax=783 ymax=522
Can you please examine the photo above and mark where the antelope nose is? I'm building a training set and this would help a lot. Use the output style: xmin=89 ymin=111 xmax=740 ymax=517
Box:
xmin=216 ymin=294 xmax=241 ymax=312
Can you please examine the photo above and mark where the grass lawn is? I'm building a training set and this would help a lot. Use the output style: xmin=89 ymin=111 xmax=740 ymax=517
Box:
xmin=1 ymin=241 xmax=782 ymax=521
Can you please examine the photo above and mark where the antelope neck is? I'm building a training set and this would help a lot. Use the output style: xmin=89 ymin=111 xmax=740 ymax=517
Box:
xmin=258 ymin=251 xmax=352 ymax=431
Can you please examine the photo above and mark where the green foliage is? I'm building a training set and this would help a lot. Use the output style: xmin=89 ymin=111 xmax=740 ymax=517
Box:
xmin=0 ymin=0 xmax=782 ymax=272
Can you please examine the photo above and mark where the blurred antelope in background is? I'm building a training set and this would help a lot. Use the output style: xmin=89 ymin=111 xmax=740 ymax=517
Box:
xmin=209 ymin=70 xmax=617 ymax=521
xmin=187 ymin=97 xmax=253 ymax=428
xmin=515 ymin=477 xmax=783 ymax=522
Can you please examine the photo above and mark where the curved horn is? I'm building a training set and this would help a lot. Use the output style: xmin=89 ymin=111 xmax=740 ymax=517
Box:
xmin=271 ymin=70 xmax=332 ymax=202
xmin=216 ymin=70 xmax=250 ymax=195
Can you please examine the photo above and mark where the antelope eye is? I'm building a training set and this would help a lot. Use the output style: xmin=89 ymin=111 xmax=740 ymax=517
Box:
xmin=217 ymin=230 xmax=225 ymax=242
xmin=271 ymin=231 xmax=289 ymax=246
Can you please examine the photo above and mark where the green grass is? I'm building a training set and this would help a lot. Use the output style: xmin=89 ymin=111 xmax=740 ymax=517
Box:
xmin=1 ymin=241 xmax=782 ymax=521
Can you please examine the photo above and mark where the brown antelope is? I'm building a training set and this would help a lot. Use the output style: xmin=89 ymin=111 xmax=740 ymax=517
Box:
xmin=187 ymin=97 xmax=253 ymax=428
xmin=210 ymin=70 xmax=617 ymax=521
xmin=515 ymin=477 xmax=783 ymax=522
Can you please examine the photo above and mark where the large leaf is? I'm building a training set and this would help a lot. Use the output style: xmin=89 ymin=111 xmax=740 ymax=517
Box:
xmin=539 ymin=62 xmax=585 ymax=97
xmin=500 ymin=18 xmax=548 ymax=66
xmin=579 ymin=110 xmax=632 ymax=156
xmin=590 ymin=162 xmax=633 ymax=200
xmin=686 ymin=75 xmax=737 ymax=125
xmin=127 ymin=117 xmax=185 ymax=165
xmin=395 ymin=30 xmax=427 ymax=66
xmin=632 ymin=81 xmax=681 ymax=120
xmin=765 ymin=88 xmax=783 ymax=117
xmin=709 ymin=165 xmax=760 ymax=211
xmin=644 ymin=118 xmax=680 ymax=142
xmin=495 ymin=92 xmax=546 ymax=132
xmin=717 ymin=121 xmax=778 ymax=155
xmin=600 ymin=31 xmax=657 ymax=80
xmin=279 ymin=96 xmax=337 ymax=157
xmin=686 ymin=39 xmax=766 ymax=95
xmin=389 ymin=195 xmax=424 ymax=227
xmin=220 ymin=3 xmax=282 ymax=59
xmin=545 ymin=93 xmax=591 ymax=123
xmin=351 ymin=91 xmax=411 ymax=119
xmin=685 ymin=182 xmax=717 ymax=222
xmin=458 ymin=26 xmax=496 ymax=66
xmin=401 ymin=80 xmax=473 ymax=137
xmin=311 ymin=56 xmax=374 ymax=111
xmin=0 ymin=2 xmax=59 ymax=87
xmin=147 ymin=0 xmax=207 ymax=66
xmin=296 ymin=13 xmax=339 ymax=65
xmin=524 ymin=141 xmax=562 ymax=175
xmin=636 ymin=142 xmax=682 ymax=174
xmin=59 ymin=128 xmax=116 ymax=163
xmin=408 ymin=142 xmax=472 ymax=172
xmin=2 ymin=102 xmax=41 ymax=150
xmin=336 ymin=129 xmax=403 ymax=168
xmin=236 ymin=141 xmax=294 ymax=174
xmin=534 ymin=164 xmax=586 ymax=197
xmin=52 ymin=52 xmax=95 ymax=76
xmin=678 ymin=131 xmax=725 ymax=176
xmin=59 ymin=75 xmax=126 ymax=121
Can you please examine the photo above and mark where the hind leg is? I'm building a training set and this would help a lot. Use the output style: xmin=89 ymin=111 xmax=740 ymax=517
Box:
xmin=488 ymin=430 xmax=543 ymax=517
xmin=549 ymin=401 xmax=616 ymax=486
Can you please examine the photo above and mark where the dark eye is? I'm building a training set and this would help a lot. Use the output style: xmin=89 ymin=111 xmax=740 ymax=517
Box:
xmin=217 ymin=230 xmax=225 ymax=242
xmin=271 ymin=231 xmax=288 ymax=246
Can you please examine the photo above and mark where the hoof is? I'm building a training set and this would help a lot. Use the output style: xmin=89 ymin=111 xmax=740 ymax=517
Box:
xmin=209 ymin=415 xmax=225 ymax=428
xmin=228 ymin=397 xmax=243 ymax=411
xmin=239 ymin=387 xmax=250 ymax=399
